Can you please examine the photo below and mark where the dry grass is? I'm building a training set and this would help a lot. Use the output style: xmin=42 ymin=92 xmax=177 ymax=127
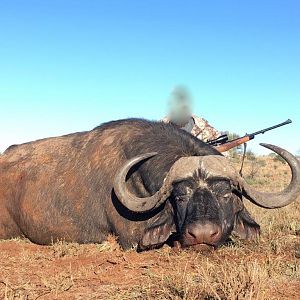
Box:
xmin=0 ymin=156 xmax=299 ymax=299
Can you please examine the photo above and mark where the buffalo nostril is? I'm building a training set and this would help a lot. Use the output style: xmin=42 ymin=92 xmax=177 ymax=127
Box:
xmin=208 ymin=226 xmax=222 ymax=242
xmin=187 ymin=230 xmax=197 ymax=240
xmin=210 ymin=226 xmax=220 ymax=236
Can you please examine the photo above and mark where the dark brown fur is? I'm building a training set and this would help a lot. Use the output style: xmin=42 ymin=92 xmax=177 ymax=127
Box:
xmin=0 ymin=119 xmax=220 ymax=248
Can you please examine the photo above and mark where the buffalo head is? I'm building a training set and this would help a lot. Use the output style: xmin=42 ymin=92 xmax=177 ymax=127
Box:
xmin=114 ymin=144 xmax=300 ymax=250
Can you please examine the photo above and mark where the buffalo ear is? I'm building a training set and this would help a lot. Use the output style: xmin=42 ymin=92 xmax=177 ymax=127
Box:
xmin=138 ymin=203 xmax=176 ymax=251
xmin=232 ymin=207 xmax=260 ymax=240
xmin=139 ymin=223 xmax=173 ymax=251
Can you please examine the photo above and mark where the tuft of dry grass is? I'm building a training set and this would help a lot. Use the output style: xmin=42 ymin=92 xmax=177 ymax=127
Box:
xmin=40 ymin=270 xmax=74 ymax=297
xmin=0 ymin=281 xmax=34 ymax=300
xmin=51 ymin=240 xmax=82 ymax=258
xmin=96 ymin=235 xmax=121 ymax=253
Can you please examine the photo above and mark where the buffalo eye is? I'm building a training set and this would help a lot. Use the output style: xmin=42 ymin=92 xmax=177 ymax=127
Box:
xmin=223 ymin=193 xmax=231 ymax=198
xmin=174 ymin=195 xmax=189 ymax=202
xmin=172 ymin=181 xmax=195 ymax=204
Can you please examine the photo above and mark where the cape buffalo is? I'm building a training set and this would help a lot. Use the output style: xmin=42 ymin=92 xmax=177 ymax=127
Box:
xmin=0 ymin=119 xmax=299 ymax=250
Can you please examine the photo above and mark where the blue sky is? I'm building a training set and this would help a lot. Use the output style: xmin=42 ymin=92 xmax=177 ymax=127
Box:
xmin=0 ymin=1 xmax=299 ymax=154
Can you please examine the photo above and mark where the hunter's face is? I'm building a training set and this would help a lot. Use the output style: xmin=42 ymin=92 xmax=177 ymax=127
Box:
xmin=169 ymin=95 xmax=192 ymax=126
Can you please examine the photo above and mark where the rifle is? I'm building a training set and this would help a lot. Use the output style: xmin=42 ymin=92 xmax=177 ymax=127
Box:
xmin=207 ymin=119 xmax=292 ymax=153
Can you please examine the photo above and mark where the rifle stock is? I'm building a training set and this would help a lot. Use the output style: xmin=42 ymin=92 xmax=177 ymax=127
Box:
xmin=215 ymin=135 xmax=253 ymax=152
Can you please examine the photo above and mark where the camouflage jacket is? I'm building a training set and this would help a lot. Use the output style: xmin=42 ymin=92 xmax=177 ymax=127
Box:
xmin=162 ymin=115 xmax=220 ymax=142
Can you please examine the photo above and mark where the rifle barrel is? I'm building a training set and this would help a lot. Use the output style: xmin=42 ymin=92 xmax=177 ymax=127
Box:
xmin=214 ymin=119 xmax=292 ymax=152
xmin=249 ymin=119 xmax=292 ymax=136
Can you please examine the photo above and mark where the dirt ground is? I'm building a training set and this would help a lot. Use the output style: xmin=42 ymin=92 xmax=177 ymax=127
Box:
xmin=0 ymin=156 xmax=299 ymax=299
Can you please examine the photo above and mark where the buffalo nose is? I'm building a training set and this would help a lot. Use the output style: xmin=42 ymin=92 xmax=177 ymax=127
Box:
xmin=185 ymin=222 xmax=222 ymax=246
